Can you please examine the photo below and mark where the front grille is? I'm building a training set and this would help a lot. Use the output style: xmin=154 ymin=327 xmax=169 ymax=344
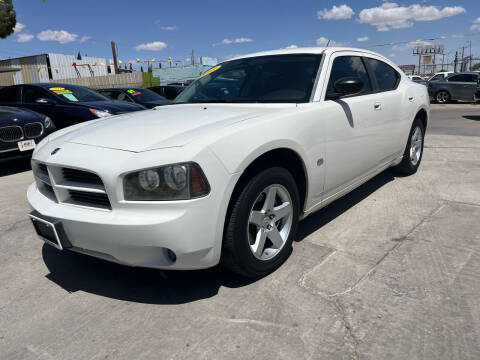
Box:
xmin=33 ymin=163 xmax=112 ymax=210
xmin=62 ymin=168 xmax=103 ymax=185
xmin=24 ymin=122 xmax=43 ymax=138
xmin=0 ymin=126 xmax=23 ymax=142
xmin=68 ymin=190 xmax=111 ymax=209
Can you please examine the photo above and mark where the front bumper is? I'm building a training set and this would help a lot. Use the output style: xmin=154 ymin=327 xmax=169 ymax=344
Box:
xmin=27 ymin=142 xmax=236 ymax=270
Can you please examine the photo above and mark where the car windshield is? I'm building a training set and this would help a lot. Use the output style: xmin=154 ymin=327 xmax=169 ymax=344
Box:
xmin=126 ymin=88 xmax=166 ymax=102
xmin=174 ymin=54 xmax=322 ymax=104
xmin=47 ymin=85 xmax=110 ymax=102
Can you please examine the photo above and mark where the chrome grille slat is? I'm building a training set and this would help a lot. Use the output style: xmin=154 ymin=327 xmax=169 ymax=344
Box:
xmin=24 ymin=122 xmax=44 ymax=138
xmin=0 ymin=126 xmax=23 ymax=142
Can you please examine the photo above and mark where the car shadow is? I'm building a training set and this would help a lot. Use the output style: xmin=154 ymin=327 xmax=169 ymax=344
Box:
xmin=42 ymin=170 xmax=396 ymax=304
xmin=462 ymin=115 xmax=480 ymax=121
xmin=0 ymin=156 xmax=31 ymax=177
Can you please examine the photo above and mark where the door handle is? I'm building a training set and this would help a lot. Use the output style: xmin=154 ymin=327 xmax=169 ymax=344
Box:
xmin=374 ymin=102 xmax=382 ymax=110
xmin=408 ymin=96 xmax=414 ymax=101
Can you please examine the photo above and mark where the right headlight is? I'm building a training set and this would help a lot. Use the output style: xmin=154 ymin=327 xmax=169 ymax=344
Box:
xmin=123 ymin=162 xmax=210 ymax=201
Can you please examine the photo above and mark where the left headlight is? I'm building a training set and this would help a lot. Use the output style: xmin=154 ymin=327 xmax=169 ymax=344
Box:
xmin=89 ymin=108 xmax=111 ymax=118
xmin=44 ymin=116 xmax=53 ymax=129
xmin=123 ymin=162 xmax=210 ymax=201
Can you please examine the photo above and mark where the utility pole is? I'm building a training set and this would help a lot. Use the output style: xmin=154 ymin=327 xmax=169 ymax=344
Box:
xmin=460 ymin=46 xmax=466 ymax=72
xmin=418 ymin=53 xmax=422 ymax=76
xmin=110 ymin=41 xmax=119 ymax=74
xmin=454 ymin=51 xmax=458 ymax=72
xmin=441 ymin=53 xmax=445 ymax=71
xmin=191 ymin=49 xmax=195 ymax=66
xmin=468 ymin=40 xmax=472 ymax=71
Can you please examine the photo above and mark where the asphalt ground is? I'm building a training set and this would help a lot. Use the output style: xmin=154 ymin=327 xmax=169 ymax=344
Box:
xmin=0 ymin=103 xmax=479 ymax=360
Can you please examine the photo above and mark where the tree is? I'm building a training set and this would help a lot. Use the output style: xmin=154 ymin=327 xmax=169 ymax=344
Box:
xmin=77 ymin=52 xmax=82 ymax=60
xmin=0 ymin=0 xmax=16 ymax=39
xmin=472 ymin=62 xmax=480 ymax=71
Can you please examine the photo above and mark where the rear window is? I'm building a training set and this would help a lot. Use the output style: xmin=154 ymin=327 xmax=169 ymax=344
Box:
xmin=365 ymin=58 xmax=399 ymax=91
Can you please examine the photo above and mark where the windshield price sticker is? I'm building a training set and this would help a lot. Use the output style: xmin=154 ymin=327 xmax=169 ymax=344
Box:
xmin=200 ymin=65 xmax=221 ymax=78
xmin=49 ymin=87 xmax=72 ymax=95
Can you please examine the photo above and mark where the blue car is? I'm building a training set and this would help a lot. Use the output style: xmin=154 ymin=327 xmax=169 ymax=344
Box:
xmin=0 ymin=83 xmax=146 ymax=130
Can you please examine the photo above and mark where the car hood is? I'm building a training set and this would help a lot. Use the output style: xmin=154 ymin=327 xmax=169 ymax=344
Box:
xmin=60 ymin=103 xmax=294 ymax=152
xmin=0 ymin=106 xmax=43 ymax=125
xmin=141 ymin=100 xmax=172 ymax=108
xmin=79 ymin=100 xmax=146 ymax=113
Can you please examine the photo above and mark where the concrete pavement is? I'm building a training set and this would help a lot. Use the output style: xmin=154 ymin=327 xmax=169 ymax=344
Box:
xmin=0 ymin=104 xmax=479 ymax=360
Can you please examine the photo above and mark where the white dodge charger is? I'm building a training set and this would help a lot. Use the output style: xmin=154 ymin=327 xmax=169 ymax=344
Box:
xmin=27 ymin=47 xmax=429 ymax=277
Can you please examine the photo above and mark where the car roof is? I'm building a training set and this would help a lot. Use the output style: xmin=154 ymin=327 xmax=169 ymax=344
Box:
xmin=228 ymin=46 xmax=391 ymax=62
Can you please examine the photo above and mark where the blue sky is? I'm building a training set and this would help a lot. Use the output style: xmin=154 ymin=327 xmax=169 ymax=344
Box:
xmin=2 ymin=0 xmax=479 ymax=68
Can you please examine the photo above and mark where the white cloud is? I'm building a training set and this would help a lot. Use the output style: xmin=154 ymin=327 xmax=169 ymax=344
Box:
xmin=160 ymin=26 xmax=177 ymax=30
xmin=357 ymin=36 xmax=369 ymax=42
xmin=17 ymin=33 xmax=34 ymax=43
xmin=392 ymin=40 xmax=432 ymax=52
xmin=316 ymin=37 xmax=345 ymax=47
xmin=471 ymin=17 xmax=480 ymax=31
xmin=285 ymin=44 xmax=298 ymax=49
xmin=451 ymin=34 xmax=464 ymax=38
xmin=135 ymin=41 xmax=167 ymax=51
xmin=13 ymin=22 xmax=26 ymax=34
xmin=358 ymin=3 xmax=466 ymax=31
xmin=213 ymin=37 xmax=253 ymax=46
xmin=318 ymin=5 xmax=354 ymax=20
xmin=223 ymin=54 xmax=243 ymax=60
xmin=234 ymin=37 xmax=253 ymax=43
xmin=37 ymin=30 xmax=78 ymax=43
xmin=79 ymin=35 xmax=91 ymax=43
xmin=389 ymin=53 xmax=396 ymax=58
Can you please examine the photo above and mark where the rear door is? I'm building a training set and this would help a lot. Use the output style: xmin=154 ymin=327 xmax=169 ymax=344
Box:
xmin=363 ymin=57 xmax=405 ymax=158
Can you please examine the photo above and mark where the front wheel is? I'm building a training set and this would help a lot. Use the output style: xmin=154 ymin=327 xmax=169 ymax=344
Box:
xmin=221 ymin=167 xmax=300 ymax=278
xmin=392 ymin=118 xmax=425 ymax=175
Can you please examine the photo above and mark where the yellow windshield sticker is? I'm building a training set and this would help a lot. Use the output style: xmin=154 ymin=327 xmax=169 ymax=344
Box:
xmin=49 ymin=87 xmax=65 ymax=91
xmin=49 ymin=87 xmax=73 ymax=95
xmin=200 ymin=65 xmax=221 ymax=78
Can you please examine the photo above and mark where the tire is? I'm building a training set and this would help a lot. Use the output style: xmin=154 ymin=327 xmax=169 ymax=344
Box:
xmin=221 ymin=167 xmax=300 ymax=278
xmin=435 ymin=90 xmax=451 ymax=104
xmin=392 ymin=118 xmax=425 ymax=175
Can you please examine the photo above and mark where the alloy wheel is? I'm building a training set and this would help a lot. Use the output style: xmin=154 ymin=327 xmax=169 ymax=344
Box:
xmin=436 ymin=91 xmax=449 ymax=104
xmin=247 ymin=184 xmax=293 ymax=260
xmin=409 ymin=126 xmax=423 ymax=166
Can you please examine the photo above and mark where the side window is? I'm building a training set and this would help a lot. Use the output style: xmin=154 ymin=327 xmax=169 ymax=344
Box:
xmin=464 ymin=74 xmax=478 ymax=83
xmin=448 ymin=75 xmax=464 ymax=82
xmin=0 ymin=86 xmax=21 ymax=103
xmin=22 ymin=86 xmax=50 ymax=103
xmin=327 ymin=56 xmax=372 ymax=96
xmin=365 ymin=58 xmax=399 ymax=91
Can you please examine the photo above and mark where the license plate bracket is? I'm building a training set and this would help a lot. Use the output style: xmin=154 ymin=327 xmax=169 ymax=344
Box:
xmin=29 ymin=211 xmax=72 ymax=250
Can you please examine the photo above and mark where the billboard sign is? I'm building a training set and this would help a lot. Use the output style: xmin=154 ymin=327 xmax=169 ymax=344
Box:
xmin=413 ymin=44 xmax=444 ymax=55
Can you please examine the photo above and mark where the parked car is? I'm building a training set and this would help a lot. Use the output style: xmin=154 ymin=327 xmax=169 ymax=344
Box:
xmin=427 ymin=72 xmax=479 ymax=103
xmin=148 ymin=85 xmax=186 ymax=100
xmin=27 ymin=47 xmax=429 ymax=277
xmin=407 ymin=75 xmax=427 ymax=85
xmin=0 ymin=84 xmax=146 ymax=130
xmin=0 ymin=106 xmax=55 ymax=159
xmin=428 ymin=71 xmax=454 ymax=82
xmin=97 ymin=87 xmax=171 ymax=109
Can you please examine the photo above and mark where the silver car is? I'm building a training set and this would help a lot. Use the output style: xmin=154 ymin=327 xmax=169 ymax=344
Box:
xmin=428 ymin=72 xmax=479 ymax=104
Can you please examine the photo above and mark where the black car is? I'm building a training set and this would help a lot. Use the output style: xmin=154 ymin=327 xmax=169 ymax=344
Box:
xmin=98 ymin=87 xmax=171 ymax=109
xmin=0 ymin=83 xmax=146 ymax=130
xmin=148 ymin=85 xmax=186 ymax=100
xmin=0 ymin=106 xmax=56 ymax=159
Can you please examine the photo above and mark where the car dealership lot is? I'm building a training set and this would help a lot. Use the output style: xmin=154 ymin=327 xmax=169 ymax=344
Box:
xmin=1 ymin=104 xmax=479 ymax=360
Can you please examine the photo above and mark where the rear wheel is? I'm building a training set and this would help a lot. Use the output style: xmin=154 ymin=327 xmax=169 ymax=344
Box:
xmin=392 ymin=118 xmax=425 ymax=175
xmin=221 ymin=167 xmax=299 ymax=278
xmin=435 ymin=90 xmax=450 ymax=104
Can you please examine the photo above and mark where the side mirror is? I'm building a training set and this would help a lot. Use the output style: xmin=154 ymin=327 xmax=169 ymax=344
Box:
xmin=328 ymin=77 xmax=364 ymax=99
xmin=36 ymin=98 xmax=56 ymax=105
